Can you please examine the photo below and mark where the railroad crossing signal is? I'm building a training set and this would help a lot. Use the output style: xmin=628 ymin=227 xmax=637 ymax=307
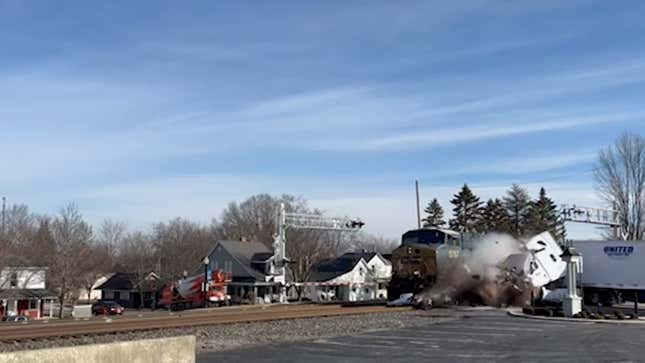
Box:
xmin=560 ymin=204 xmax=620 ymax=227
xmin=560 ymin=204 xmax=626 ymax=241
xmin=270 ymin=203 xmax=364 ymax=302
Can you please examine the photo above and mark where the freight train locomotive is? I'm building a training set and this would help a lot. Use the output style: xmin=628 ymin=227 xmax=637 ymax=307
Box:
xmin=387 ymin=227 xmax=569 ymax=305
xmin=387 ymin=228 xmax=466 ymax=300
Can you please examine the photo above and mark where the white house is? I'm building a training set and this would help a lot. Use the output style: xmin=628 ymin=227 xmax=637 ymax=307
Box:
xmin=306 ymin=252 xmax=392 ymax=302
xmin=0 ymin=266 xmax=57 ymax=319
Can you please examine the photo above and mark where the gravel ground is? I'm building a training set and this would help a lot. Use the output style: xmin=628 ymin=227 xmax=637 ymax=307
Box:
xmin=0 ymin=310 xmax=454 ymax=353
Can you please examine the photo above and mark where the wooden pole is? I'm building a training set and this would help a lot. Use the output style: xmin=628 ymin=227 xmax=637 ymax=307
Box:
xmin=415 ymin=180 xmax=421 ymax=229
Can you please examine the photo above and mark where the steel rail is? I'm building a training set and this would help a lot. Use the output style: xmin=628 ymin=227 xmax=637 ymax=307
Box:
xmin=0 ymin=305 xmax=409 ymax=342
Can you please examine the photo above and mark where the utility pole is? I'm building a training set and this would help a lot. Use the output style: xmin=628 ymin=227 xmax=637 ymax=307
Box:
xmin=1 ymin=197 xmax=5 ymax=238
xmin=415 ymin=180 xmax=421 ymax=229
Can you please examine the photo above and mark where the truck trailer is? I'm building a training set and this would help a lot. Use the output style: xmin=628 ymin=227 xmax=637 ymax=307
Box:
xmin=572 ymin=240 xmax=645 ymax=305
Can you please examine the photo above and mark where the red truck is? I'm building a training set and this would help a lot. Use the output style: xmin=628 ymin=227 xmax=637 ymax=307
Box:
xmin=158 ymin=270 xmax=231 ymax=310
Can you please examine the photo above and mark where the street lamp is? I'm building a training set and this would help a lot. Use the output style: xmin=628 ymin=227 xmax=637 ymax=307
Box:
xmin=203 ymin=256 xmax=210 ymax=308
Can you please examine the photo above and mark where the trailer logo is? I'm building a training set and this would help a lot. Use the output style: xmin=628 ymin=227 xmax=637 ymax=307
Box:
xmin=603 ymin=246 xmax=634 ymax=257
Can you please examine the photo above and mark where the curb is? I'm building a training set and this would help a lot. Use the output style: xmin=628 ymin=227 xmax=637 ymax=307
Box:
xmin=506 ymin=309 xmax=645 ymax=325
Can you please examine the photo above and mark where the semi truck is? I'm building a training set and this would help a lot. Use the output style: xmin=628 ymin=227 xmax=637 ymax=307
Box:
xmin=158 ymin=270 xmax=231 ymax=310
xmin=571 ymin=240 xmax=644 ymax=305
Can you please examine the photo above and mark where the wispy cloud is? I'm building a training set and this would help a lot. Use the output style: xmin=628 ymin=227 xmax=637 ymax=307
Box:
xmin=318 ymin=112 xmax=643 ymax=151
xmin=450 ymin=152 xmax=597 ymax=176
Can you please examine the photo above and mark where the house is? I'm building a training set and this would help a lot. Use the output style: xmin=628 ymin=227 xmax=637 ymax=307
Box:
xmin=78 ymin=273 xmax=114 ymax=302
xmin=306 ymin=251 xmax=392 ymax=302
xmin=206 ymin=240 xmax=288 ymax=304
xmin=0 ymin=266 xmax=57 ymax=319
xmin=95 ymin=272 xmax=160 ymax=308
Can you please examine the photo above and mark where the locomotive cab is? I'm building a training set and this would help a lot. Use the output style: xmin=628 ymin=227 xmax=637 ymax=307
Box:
xmin=402 ymin=228 xmax=462 ymax=247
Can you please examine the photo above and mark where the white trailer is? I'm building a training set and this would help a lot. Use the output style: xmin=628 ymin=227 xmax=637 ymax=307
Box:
xmin=572 ymin=240 xmax=645 ymax=305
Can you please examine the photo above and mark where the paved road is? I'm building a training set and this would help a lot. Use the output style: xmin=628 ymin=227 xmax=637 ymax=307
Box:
xmin=199 ymin=308 xmax=645 ymax=362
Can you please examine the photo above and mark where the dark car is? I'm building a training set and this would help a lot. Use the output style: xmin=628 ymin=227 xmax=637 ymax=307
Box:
xmin=91 ymin=301 xmax=124 ymax=316
xmin=3 ymin=315 xmax=30 ymax=323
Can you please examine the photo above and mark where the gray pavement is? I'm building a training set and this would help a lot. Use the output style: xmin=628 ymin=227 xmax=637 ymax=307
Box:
xmin=198 ymin=308 xmax=645 ymax=362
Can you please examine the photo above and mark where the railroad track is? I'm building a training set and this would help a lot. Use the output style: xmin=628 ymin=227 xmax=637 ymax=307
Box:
xmin=0 ymin=304 xmax=410 ymax=342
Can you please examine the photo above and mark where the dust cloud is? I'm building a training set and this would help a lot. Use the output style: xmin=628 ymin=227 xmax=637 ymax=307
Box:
xmin=416 ymin=233 xmax=534 ymax=308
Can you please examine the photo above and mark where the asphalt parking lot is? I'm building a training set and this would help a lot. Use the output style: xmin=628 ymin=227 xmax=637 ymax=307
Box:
xmin=199 ymin=308 xmax=645 ymax=363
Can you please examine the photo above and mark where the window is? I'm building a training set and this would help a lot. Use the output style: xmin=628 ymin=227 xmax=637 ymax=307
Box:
xmin=29 ymin=300 xmax=37 ymax=309
xmin=9 ymin=272 xmax=17 ymax=288
xmin=113 ymin=291 xmax=121 ymax=300
xmin=530 ymin=261 xmax=538 ymax=273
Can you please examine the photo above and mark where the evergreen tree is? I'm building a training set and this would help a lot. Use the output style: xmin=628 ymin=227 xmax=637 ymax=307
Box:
xmin=479 ymin=198 xmax=511 ymax=233
xmin=526 ymin=187 xmax=566 ymax=240
xmin=422 ymin=198 xmax=446 ymax=228
xmin=449 ymin=184 xmax=482 ymax=233
xmin=503 ymin=184 xmax=530 ymax=236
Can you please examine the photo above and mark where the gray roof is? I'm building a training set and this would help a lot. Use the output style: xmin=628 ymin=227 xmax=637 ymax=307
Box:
xmin=342 ymin=251 xmax=378 ymax=263
xmin=309 ymin=252 xmax=366 ymax=282
xmin=95 ymin=272 xmax=159 ymax=291
xmin=251 ymin=252 xmax=274 ymax=263
xmin=214 ymin=240 xmax=272 ymax=280
xmin=0 ymin=289 xmax=57 ymax=300
xmin=309 ymin=251 xmax=390 ymax=282
xmin=218 ymin=240 xmax=271 ymax=263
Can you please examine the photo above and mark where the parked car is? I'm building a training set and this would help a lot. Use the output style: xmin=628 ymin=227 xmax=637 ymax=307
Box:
xmin=3 ymin=316 xmax=30 ymax=323
xmin=91 ymin=301 xmax=124 ymax=316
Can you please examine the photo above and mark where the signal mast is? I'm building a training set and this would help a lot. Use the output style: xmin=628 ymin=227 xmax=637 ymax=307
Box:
xmin=559 ymin=204 xmax=623 ymax=242
xmin=270 ymin=203 xmax=364 ymax=303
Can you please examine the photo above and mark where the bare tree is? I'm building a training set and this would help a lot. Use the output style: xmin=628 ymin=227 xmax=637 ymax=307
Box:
xmin=344 ymin=232 xmax=399 ymax=255
xmin=79 ymin=241 xmax=114 ymax=302
xmin=219 ymin=194 xmax=344 ymax=298
xmin=118 ymin=232 xmax=157 ymax=309
xmin=219 ymin=194 xmax=290 ymax=243
xmin=152 ymin=218 xmax=212 ymax=282
xmin=23 ymin=216 xmax=57 ymax=267
xmin=594 ymin=132 xmax=645 ymax=240
xmin=49 ymin=204 xmax=94 ymax=317
xmin=97 ymin=219 xmax=127 ymax=256
xmin=2 ymin=204 xmax=38 ymax=252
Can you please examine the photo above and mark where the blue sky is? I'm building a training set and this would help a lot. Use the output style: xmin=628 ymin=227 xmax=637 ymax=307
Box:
xmin=1 ymin=1 xmax=644 ymax=239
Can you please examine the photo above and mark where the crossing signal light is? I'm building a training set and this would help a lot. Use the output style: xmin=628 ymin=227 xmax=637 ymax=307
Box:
xmin=345 ymin=220 xmax=365 ymax=229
